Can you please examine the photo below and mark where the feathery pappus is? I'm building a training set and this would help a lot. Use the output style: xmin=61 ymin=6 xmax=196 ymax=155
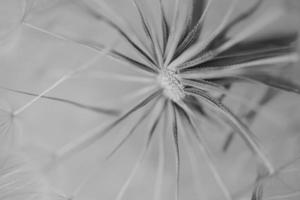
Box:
xmin=1 ymin=0 xmax=299 ymax=199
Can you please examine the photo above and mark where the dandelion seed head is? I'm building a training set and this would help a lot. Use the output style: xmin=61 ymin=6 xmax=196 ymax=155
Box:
xmin=10 ymin=0 xmax=300 ymax=199
xmin=157 ymin=68 xmax=185 ymax=102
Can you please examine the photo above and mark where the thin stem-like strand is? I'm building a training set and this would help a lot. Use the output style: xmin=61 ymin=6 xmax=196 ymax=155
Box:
xmin=115 ymin=99 xmax=165 ymax=200
xmin=164 ymin=5 xmax=190 ymax=67
xmin=22 ymin=22 xmax=157 ymax=74
xmin=182 ymin=79 xmax=226 ymax=93
xmin=179 ymin=119 xmax=207 ymax=200
xmin=153 ymin=108 xmax=168 ymax=200
xmin=204 ymin=54 xmax=298 ymax=73
xmin=158 ymin=0 xmax=169 ymax=54
xmin=182 ymin=79 xmax=266 ymax=107
xmin=180 ymin=45 xmax=296 ymax=70
xmin=53 ymin=90 xmax=161 ymax=164
xmin=75 ymin=71 xmax=155 ymax=83
xmin=172 ymin=104 xmax=180 ymax=200
xmin=164 ymin=0 xmax=180 ymax=59
xmin=13 ymin=42 xmax=117 ymax=116
xmin=220 ymin=0 xmax=263 ymax=40
xmin=168 ymin=0 xmax=238 ymax=70
xmin=185 ymin=88 xmax=275 ymax=174
xmin=175 ymin=0 xmax=213 ymax=56
xmin=181 ymin=53 xmax=299 ymax=79
xmin=177 ymin=102 xmax=233 ymax=200
xmin=91 ymin=0 xmax=157 ymax=63
xmin=105 ymin=100 xmax=158 ymax=159
xmin=200 ymin=8 xmax=284 ymax=63
xmin=0 ymin=86 xmax=120 ymax=116
xmin=130 ymin=0 xmax=163 ymax=67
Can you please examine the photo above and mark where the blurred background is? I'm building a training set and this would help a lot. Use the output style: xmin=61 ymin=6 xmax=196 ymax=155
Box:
xmin=0 ymin=0 xmax=300 ymax=200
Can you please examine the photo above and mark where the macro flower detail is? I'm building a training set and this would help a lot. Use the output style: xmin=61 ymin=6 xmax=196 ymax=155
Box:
xmin=1 ymin=0 xmax=300 ymax=200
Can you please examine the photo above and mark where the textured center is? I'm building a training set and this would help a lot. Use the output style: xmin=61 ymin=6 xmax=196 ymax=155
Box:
xmin=158 ymin=69 xmax=185 ymax=102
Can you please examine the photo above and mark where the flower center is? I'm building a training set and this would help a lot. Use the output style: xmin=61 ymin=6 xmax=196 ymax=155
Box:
xmin=158 ymin=69 xmax=185 ymax=102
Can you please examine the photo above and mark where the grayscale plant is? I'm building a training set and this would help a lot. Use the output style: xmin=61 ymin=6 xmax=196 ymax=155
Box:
xmin=1 ymin=0 xmax=300 ymax=200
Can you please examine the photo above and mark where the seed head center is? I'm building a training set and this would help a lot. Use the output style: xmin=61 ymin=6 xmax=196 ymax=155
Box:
xmin=158 ymin=69 xmax=185 ymax=102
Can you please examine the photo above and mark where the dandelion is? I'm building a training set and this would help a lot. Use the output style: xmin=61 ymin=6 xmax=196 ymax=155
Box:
xmin=1 ymin=0 xmax=299 ymax=199
xmin=0 ymin=152 xmax=63 ymax=200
